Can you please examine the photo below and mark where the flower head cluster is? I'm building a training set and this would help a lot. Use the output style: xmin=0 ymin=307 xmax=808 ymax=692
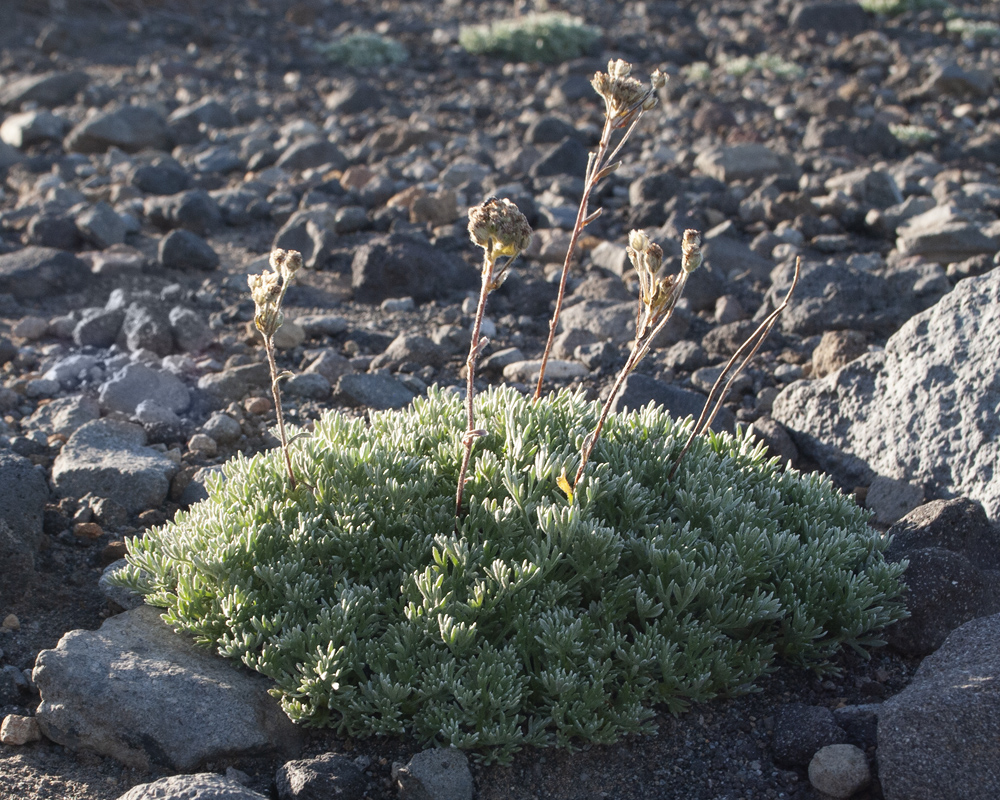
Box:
xmin=591 ymin=59 xmax=667 ymax=126
xmin=249 ymin=248 xmax=302 ymax=338
xmin=468 ymin=197 xmax=532 ymax=290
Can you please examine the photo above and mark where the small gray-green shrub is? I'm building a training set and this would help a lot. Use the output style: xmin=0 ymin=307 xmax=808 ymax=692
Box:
xmin=318 ymin=32 xmax=408 ymax=68
xmin=459 ymin=12 xmax=600 ymax=64
xmin=114 ymin=387 xmax=906 ymax=762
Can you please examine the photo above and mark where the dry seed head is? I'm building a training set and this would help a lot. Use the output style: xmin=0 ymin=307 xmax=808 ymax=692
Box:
xmin=592 ymin=60 xmax=666 ymax=122
xmin=681 ymin=229 xmax=703 ymax=273
xmin=270 ymin=248 xmax=303 ymax=282
xmin=250 ymin=248 xmax=302 ymax=337
xmin=468 ymin=197 xmax=532 ymax=260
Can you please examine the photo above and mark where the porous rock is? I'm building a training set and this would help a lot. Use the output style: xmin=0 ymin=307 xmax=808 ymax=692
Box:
xmin=51 ymin=419 xmax=179 ymax=514
xmin=116 ymin=773 xmax=270 ymax=800
xmin=878 ymin=613 xmax=1000 ymax=800
xmin=32 ymin=605 xmax=303 ymax=771
xmin=393 ymin=748 xmax=473 ymax=800
xmin=772 ymin=269 xmax=1000 ymax=518
xmin=336 ymin=373 xmax=415 ymax=410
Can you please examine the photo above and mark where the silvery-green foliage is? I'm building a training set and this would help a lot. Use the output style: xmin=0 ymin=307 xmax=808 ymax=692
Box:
xmin=459 ymin=13 xmax=600 ymax=64
xmin=318 ymin=33 xmax=408 ymax=68
xmin=113 ymin=387 xmax=906 ymax=763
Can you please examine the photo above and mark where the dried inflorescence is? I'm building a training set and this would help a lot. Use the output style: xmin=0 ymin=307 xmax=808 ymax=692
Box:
xmin=249 ymin=248 xmax=302 ymax=338
xmin=591 ymin=59 xmax=666 ymax=126
xmin=467 ymin=196 xmax=532 ymax=289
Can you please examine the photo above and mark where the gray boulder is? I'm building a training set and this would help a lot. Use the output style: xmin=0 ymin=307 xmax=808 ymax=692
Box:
xmin=120 ymin=303 xmax=175 ymax=356
xmin=51 ymin=419 xmax=179 ymax=514
xmin=0 ymin=246 xmax=88 ymax=299
xmin=99 ymin=363 xmax=190 ymax=415
xmin=65 ymin=106 xmax=172 ymax=154
xmin=772 ymin=269 xmax=1000 ymax=518
xmin=370 ymin=334 xmax=448 ymax=372
xmin=33 ymin=606 xmax=303 ymax=771
xmin=117 ymin=774 xmax=269 ymax=800
xmin=878 ymin=613 xmax=1000 ymax=800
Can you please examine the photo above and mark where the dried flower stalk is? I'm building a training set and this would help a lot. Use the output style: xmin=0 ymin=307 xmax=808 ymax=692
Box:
xmin=669 ymin=256 xmax=802 ymax=480
xmin=457 ymin=198 xmax=532 ymax=517
xmin=249 ymin=248 xmax=302 ymax=490
xmin=533 ymin=59 xmax=666 ymax=401
xmin=572 ymin=229 xmax=701 ymax=490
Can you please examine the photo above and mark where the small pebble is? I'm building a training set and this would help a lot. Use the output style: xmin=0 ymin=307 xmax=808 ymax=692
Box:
xmin=187 ymin=433 xmax=218 ymax=457
xmin=1 ymin=614 xmax=19 ymax=632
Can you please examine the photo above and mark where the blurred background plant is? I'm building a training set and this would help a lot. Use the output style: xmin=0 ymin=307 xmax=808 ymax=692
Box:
xmin=459 ymin=12 xmax=600 ymax=64
xmin=318 ymin=31 xmax=408 ymax=68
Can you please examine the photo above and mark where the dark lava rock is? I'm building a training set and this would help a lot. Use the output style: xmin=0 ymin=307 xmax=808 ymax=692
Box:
xmin=0 ymin=70 xmax=88 ymax=109
xmin=530 ymin=136 xmax=589 ymax=179
xmin=351 ymin=234 xmax=476 ymax=304
xmin=610 ymin=373 xmax=735 ymax=433
xmin=789 ymin=2 xmax=871 ymax=36
xmin=159 ymin=229 xmax=220 ymax=271
xmin=275 ymin=752 xmax=367 ymax=800
xmin=64 ymin=105 xmax=172 ymax=154
xmin=336 ymin=373 xmax=415 ymax=410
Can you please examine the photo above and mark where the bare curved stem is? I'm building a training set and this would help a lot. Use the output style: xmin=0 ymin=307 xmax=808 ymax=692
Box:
xmin=455 ymin=254 xmax=494 ymax=517
xmin=265 ymin=335 xmax=297 ymax=491
xmin=669 ymin=257 xmax=802 ymax=481
xmin=533 ymin=115 xmax=620 ymax=401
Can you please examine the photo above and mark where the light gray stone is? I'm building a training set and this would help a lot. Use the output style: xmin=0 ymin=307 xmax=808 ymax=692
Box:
xmin=99 ymin=363 xmax=190 ymax=415
xmin=336 ymin=373 xmax=415 ymax=410
xmin=878 ymin=613 xmax=1000 ymax=800
xmin=198 ymin=363 xmax=270 ymax=403
xmin=370 ymin=334 xmax=447 ymax=371
xmin=610 ymin=374 xmax=735 ymax=433
xmin=896 ymin=204 xmax=1000 ymax=264
xmin=772 ymin=269 xmax=1000 ymax=519
xmin=694 ymin=144 xmax=797 ymax=182
xmin=51 ymin=419 xmax=178 ymax=513
xmin=502 ymin=359 xmax=587 ymax=383
xmin=169 ymin=306 xmax=213 ymax=352
xmin=202 ymin=413 xmax=242 ymax=445
xmin=284 ymin=373 xmax=331 ymax=400
xmin=33 ymin=606 xmax=303 ymax=771
xmin=0 ymin=110 xmax=68 ymax=148
xmin=117 ymin=773 xmax=269 ymax=800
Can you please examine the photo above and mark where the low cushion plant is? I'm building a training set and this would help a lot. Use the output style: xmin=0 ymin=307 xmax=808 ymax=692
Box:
xmin=114 ymin=386 xmax=906 ymax=763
